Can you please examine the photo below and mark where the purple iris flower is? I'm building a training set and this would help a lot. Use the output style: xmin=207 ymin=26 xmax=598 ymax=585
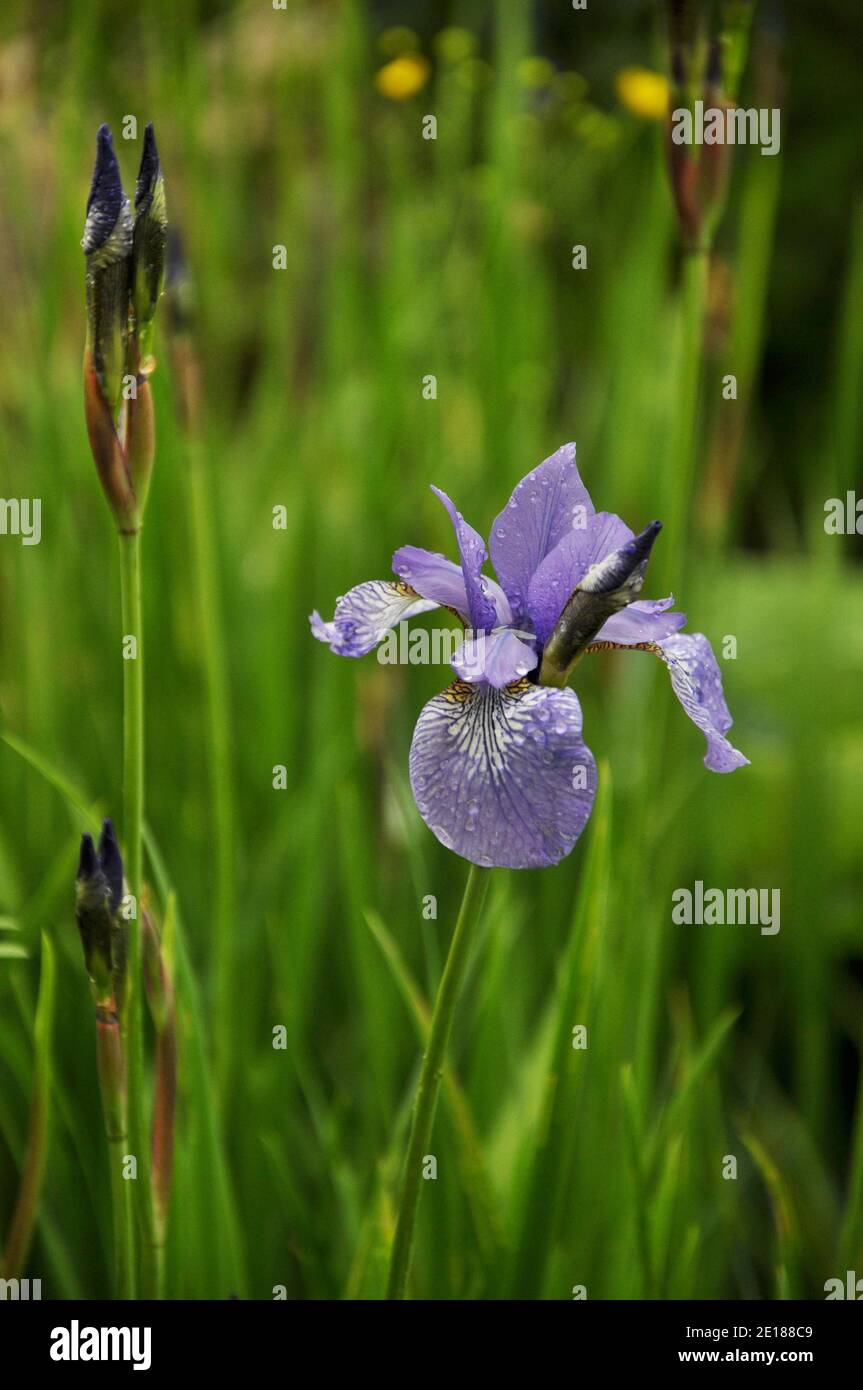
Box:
xmin=311 ymin=444 xmax=748 ymax=870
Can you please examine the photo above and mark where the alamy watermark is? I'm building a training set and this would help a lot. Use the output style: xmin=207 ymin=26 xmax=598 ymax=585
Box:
xmin=0 ymin=1277 xmax=41 ymax=1299
xmin=672 ymin=881 xmax=780 ymax=935
xmin=824 ymin=492 xmax=863 ymax=535
xmin=377 ymin=623 xmax=536 ymax=678
xmin=671 ymin=101 xmax=780 ymax=157
xmin=0 ymin=497 xmax=41 ymax=545
xmin=50 ymin=1321 xmax=151 ymax=1370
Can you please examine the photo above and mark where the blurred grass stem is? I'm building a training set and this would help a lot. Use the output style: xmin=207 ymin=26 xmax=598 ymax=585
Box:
xmin=386 ymin=863 xmax=490 ymax=1299
xmin=661 ymin=247 xmax=709 ymax=590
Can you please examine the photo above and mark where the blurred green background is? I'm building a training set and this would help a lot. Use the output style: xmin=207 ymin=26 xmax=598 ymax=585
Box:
xmin=1 ymin=0 xmax=862 ymax=1299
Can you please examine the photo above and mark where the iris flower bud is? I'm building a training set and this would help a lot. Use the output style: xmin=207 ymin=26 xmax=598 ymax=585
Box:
xmin=539 ymin=522 xmax=662 ymax=686
xmin=131 ymin=123 xmax=167 ymax=366
xmin=82 ymin=122 xmax=167 ymax=532
xmin=75 ymin=819 xmax=127 ymax=1010
xmin=83 ymin=125 xmax=133 ymax=423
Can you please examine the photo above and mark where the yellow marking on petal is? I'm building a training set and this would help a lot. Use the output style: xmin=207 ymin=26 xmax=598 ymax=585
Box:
xmin=443 ymin=680 xmax=475 ymax=704
xmin=583 ymin=641 xmax=662 ymax=655
xmin=393 ymin=580 xmax=420 ymax=599
xmin=504 ymin=677 xmax=532 ymax=697
xmin=615 ymin=67 xmax=669 ymax=121
xmin=375 ymin=54 xmax=430 ymax=101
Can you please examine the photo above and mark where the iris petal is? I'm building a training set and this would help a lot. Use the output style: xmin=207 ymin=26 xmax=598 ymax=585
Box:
xmin=310 ymin=580 xmax=436 ymax=658
xmin=410 ymin=678 xmax=597 ymax=868
xmin=527 ymin=510 xmax=633 ymax=645
xmin=431 ymin=487 xmax=500 ymax=632
xmin=657 ymin=632 xmax=749 ymax=772
xmin=392 ymin=544 xmax=511 ymax=626
xmin=586 ymin=631 xmax=748 ymax=773
xmin=489 ymin=443 xmax=595 ymax=621
xmin=391 ymin=545 xmax=470 ymax=616
xmin=451 ymin=628 xmax=538 ymax=688
xmin=597 ymin=597 xmax=686 ymax=645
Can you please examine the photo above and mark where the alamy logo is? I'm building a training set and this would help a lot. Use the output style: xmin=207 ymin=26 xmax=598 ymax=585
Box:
xmin=0 ymin=497 xmax=41 ymax=546
xmin=672 ymin=881 xmax=780 ymax=935
xmin=377 ymin=624 xmax=537 ymax=676
xmin=824 ymin=492 xmax=863 ymax=534
xmin=671 ymin=101 xmax=780 ymax=157
xmin=0 ymin=1277 xmax=41 ymax=1299
xmin=50 ymin=1321 xmax=151 ymax=1371
xmin=824 ymin=1271 xmax=863 ymax=1299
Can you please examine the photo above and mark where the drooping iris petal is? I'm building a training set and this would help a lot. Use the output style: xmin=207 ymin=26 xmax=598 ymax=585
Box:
xmin=489 ymin=443 xmax=595 ymax=620
xmin=597 ymin=597 xmax=686 ymax=645
xmin=451 ymin=628 xmax=539 ymax=688
xmin=657 ymin=632 xmax=749 ymax=772
xmin=431 ymin=487 xmax=500 ymax=632
xmin=310 ymin=580 xmax=436 ymax=658
xmin=527 ymin=510 xmax=633 ymax=645
xmin=392 ymin=544 xmax=512 ymax=625
xmin=409 ymin=679 xmax=597 ymax=868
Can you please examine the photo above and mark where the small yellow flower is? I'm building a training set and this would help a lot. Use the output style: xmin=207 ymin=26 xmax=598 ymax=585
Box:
xmin=375 ymin=54 xmax=430 ymax=101
xmin=615 ymin=66 xmax=669 ymax=121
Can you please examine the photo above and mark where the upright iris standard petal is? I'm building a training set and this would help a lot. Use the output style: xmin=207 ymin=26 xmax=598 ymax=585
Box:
xmin=311 ymin=580 xmax=437 ymax=657
xmin=489 ymin=443 xmax=595 ymax=620
xmin=410 ymin=679 xmax=597 ymax=869
xmin=527 ymin=510 xmax=633 ymax=645
xmin=596 ymin=597 xmax=686 ymax=645
xmin=431 ymin=488 xmax=499 ymax=632
xmin=451 ymin=628 xmax=538 ymax=688
xmin=655 ymin=632 xmax=750 ymax=772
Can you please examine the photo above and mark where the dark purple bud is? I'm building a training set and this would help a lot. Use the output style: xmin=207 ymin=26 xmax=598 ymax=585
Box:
xmin=83 ymin=126 xmax=126 ymax=255
xmin=74 ymin=820 xmax=128 ymax=1005
xmin=77 ymin=832 xmax=99 ymax=883
xmin=579 ymin=521 xmax=661 ymax=597
xmin=135 ymin=123 xmax=161 ymax=212
xmin=82 ymin=125 xmax=133 ymax=425
xmin=98 ymin=817 xmax=124 ymax=915
xmin=539 ymin=522 xmax=663 ymax=685
xmin=132 ymin=123 xmax=167 ymax=359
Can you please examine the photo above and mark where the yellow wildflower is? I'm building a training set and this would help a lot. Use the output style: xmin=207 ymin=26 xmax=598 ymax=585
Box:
xmin=375 ymin=54 xmax=430 ymax=101
xmin=615 ymin=66 xmax=669 ymax=121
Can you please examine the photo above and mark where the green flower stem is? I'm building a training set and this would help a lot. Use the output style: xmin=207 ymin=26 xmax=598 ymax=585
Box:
xmin=95 ymin=1007 xmax=134 ymax=1299
xmin=118 ymin=529 xmax=155 ymax=1295
xmin=657 ymin=246 xmax=710 ymax=595
xmin=386 ymin=863 xmax=490 ymax=1300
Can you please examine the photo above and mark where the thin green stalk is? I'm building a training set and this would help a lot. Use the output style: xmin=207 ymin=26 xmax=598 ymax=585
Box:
xmin=118 ymin=530 xmax=154 ymax=1295
xmin=658 ymin=247 xmax=709 ymax=594
xmin=1 ymin=933 xmax=56 ymax=1279
xmin=95 ymin=1007 xmax=133 ymax=1299
xmin=386 ymin=863 xmax=490 ymax=1300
